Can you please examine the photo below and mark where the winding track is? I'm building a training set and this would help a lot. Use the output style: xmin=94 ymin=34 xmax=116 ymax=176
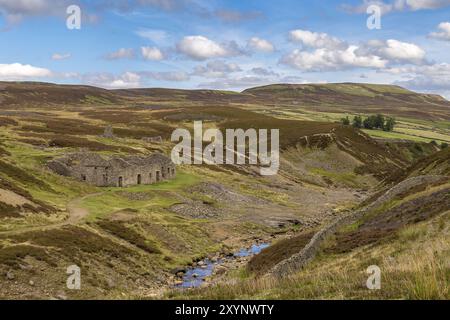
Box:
xmin=0 ymin=192 xmax=156 ymax=255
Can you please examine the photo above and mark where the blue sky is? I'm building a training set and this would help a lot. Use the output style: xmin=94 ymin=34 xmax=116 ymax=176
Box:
xmin=1 ymin=0 xmax=450 ymax=98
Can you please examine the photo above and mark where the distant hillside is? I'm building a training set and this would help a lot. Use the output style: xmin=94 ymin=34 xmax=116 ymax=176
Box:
xmin=0 ymin=82 xmax=117 ymax=106
xmin=115 ymin=87 xmax=247 ymax=105
xmin=243 ymin=83 xmax=450 ymax=120
xmin=2 ymin=81 xmax=450 ymax=121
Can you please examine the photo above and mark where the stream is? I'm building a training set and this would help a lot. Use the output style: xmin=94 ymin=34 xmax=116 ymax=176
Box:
xmin=176 ymin=243 xmax=270 ymax=288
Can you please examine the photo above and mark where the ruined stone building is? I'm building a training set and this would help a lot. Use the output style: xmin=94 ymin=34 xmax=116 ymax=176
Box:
xmin=48 ymin=152 xmax=176 ymax=187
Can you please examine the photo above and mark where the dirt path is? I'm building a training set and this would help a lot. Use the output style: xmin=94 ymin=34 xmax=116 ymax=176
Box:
xmin=65 ymin=193 xmax=103 ymax=224
xmin=0 ymin=192 xmax=103 ymax=236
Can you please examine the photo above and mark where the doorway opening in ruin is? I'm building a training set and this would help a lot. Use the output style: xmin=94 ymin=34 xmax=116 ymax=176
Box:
xmin=118 ymin=177 xmax=123 ymax=187
xmin=156 ymin=171 xmax=160 ymax=182
xmin=149 ymin=172 xmax=152 ymax=182
xmin=137 ymin=174 xmax=142 ymax=185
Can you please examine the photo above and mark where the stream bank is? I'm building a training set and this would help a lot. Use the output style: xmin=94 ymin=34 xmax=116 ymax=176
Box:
xmin=173 ymin=243 xmax=270 ymax=288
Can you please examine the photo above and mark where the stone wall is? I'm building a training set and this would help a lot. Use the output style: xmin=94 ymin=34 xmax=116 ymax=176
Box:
xmin=266 ymin=175 xmax=447 ymax=278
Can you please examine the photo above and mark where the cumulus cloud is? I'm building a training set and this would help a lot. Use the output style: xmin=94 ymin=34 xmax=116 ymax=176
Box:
xmin=289 ymin=29 xmax=346 ymax=49
xmin=429 ymin=22 xmax=450 ymax=41
xmin=0 ymin=63 xmax=52 ymax=79
xmin=177 ymin=35 xmax=243 ymax=60
xmin=141 ymin=46 xmax=165 ymax=60
xmin=192 ymin=60 xmax=241 ymax=78
xmin=81 ymin=69 xmax=189 ymax=88
xmin=177 ymin=36 xmax=226 ymax=60
xmin=52 ymin=53 xmax=71 ymax=60
xmin=379 ymin=63 xmax=450 ymax=98
xmin=247 ymin=37 xmax=275 ymax=52
xmin=342 ymin=0 xmax=450 ymax=14
xmin=281 ymin=46 xmax=388 ymax=71
xmin=283 ymin=29 xmax=426 ymax=71
xmin=82 ymin=71 xmax=141 ymax=88
xmin=357 ymin=39 xmax=426 ymax=64
xmin=105 ymin=48 xmax=135 ymax=60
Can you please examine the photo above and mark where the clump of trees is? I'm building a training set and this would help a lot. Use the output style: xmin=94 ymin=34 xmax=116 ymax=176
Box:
xmin=341 ymin=114 xmax=396 ymax=132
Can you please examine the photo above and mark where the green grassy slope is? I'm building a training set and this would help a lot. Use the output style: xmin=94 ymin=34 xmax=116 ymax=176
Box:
xmin=243 ymin=83 xmax=450 ymax=121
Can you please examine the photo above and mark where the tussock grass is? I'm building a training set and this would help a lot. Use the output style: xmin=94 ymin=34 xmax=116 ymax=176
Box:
xmin=166 ymin=211 xmax=450 ymax=300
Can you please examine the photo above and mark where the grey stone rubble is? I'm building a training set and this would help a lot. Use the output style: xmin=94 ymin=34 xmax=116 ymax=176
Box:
xmin=48 ymin=152 xmax=176 ymax=187
xmin=266 ymin=175 xmax=447 ymax=278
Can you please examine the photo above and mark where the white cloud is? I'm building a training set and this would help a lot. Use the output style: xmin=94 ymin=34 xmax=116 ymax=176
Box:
xmin=381 ymin=39 xmax=426 ymax=63
xmin=358 ymin=39 xmax=426 ymax=64
xmin=82 ymin=71 xmax=141 ymax=89
xmin=105 ymin=48 xmax=135 ymax=60
xmin=384 ymin=63 xmax=450 ymax=97
xmin=177 ymin=36 xmax=227 ymax=60
xmin=141 ymin=47 xmax=165 ymax=60
xmin=281 ymin=46 xmax=388 ymax=71
xmin=283 ymin=29 xmax=426 ymax=71
xmin=342 ymin=0 xmax=450 ymax=14
xmin=193 ymin=60 xmax=241 ymax=78
xmin=429 ymin=22 xmax=450 ymax=41
xmin=177 ymin=35 xmax=243 ymax=60
xmin=109 ymin=74 xmax=139 ymax=88
xmin=289 ymin=29 xmax=345 ymax=49
xmin=0 ymin=63 xmax=52 ymax=79
xmin=81 ymin=70 xmax=189 ymax=88
xmin=51 ymin=53 xmax=71 ymax=60
xmin=247 ymin=37 xmax=275 ymax=52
